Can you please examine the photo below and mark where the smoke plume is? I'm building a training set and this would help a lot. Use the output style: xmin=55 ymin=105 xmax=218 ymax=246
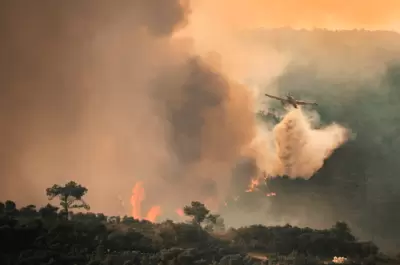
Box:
xmin=2 ymin=0 xmax=399 ymax=252
xmin=0 ymin=0 xmax=193 ymax=213
xmin=0 ymin=0 xmax=351 ymax=215
xmin=230 ymin=28 xmax=400 ymax=251
xmin=0 ymin=0 xmax=259 ymax=218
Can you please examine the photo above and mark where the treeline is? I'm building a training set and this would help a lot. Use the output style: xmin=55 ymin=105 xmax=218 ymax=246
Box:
xmin=0 ymin=181 xmax=387 ymax=265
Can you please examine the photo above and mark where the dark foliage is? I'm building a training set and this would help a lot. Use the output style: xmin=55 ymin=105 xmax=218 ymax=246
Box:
xmin=0 ymin=181 xmax=395 ymax=264
xmin=0 ymin=194 xmax=387 ymax=265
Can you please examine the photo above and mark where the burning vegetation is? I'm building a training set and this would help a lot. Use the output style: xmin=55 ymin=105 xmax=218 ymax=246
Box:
xmin=0 ymin=180 xmax=388 ymax=265
xmin=2 ymin=0 xmax=400 ymax=261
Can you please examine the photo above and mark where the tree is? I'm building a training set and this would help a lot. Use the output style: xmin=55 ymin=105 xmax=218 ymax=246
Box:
xmin=19 ymin=204 xmax=37 ymax=217
xmin=39 ymin=203 xmax=59 ymax=219
xmin=46 ymin=181 xmax=90 ymax=219
xmin=108 ymin=216 xmax=121 ymax=224
xmin=122 ymin=216 xmax=136 ymax=224
xmin=183 ymin=201 xmax=210 ymax=226
xmin=204 ymin=214 xmax=220 ymax=232
xmin=96 ymin=213 xmax=107 ymax=222
xmin=214 ymin=216 xmax=226 ymax=232
xmin=331 ymin=221 xmax=355 ymax=242
xmin=205 ymin=214 xmax=219 ymax=224
xmin=4 ymin=200 xmax=18 ymax=216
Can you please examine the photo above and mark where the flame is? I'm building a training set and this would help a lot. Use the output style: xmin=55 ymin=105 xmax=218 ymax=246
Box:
xmin=332 ymin=257 xmax=348 ymax=264
xmin=244 ymin=173 xmax=277 ymax=197
xmin=130 ymin=181 xmax=161 ymax=222
xmin=131 ymin=182 xmax=145 ymax=219
xmin=176 ymin=208 xmax=184 ymax=217
xmin=246 ymin=177 xmax=260 ymax=192
xmin=146 ymin=206 xmax=161 ymax=222
xmin=130 ymin=183 xmax=220 ymax=222
xmin=245 ymin=172 xmax=273 ymax=194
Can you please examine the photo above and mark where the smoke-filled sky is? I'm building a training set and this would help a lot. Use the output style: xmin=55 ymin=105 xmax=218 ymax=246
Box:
xmin=2 ymin=0 xmax=400 ymax=251
xmin=189 ymin=0 xmax=400 ymax=31
xmin=0 ymin=0 xmax=260 ymax=216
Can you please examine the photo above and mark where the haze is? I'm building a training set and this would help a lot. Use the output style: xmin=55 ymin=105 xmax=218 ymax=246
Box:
xmin=1 ymin=0 xmax=400 ymax=251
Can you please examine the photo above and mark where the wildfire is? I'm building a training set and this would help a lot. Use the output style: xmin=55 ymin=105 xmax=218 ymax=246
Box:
xmin=130 ymin=174 xmax=275 ymax=223
xmin=175 ymin=208 xmax=184 ymax=217
xmin=245 ymin=172 xmax=277 ymax=197
xmin=246 ymin=177 xmax=260 ymax=192
xmin=130 ymin=181 xmax=161 ymax=223
xmin=131 ymin=182 xmax=144 ymax=219
xmin=146 ymin=206 xmax=161 ymax=222
xmin=130 ymin=182 xmax=215 ymax=222
xmin=332 ymin=257 xmax=348 ymax=264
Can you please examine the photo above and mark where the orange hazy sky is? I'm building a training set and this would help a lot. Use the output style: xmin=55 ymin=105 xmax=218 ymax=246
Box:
xmin=180 ymin=0 xmax=400 ymax=83
xmin=189 ymin=0 xmax=400 ymax=31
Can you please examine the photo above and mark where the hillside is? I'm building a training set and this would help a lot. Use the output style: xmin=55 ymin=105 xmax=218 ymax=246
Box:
xmin=0 ymin=194 xmax=386 ymax=265
xmin=225 ymin=28 xmax=400 ymax=252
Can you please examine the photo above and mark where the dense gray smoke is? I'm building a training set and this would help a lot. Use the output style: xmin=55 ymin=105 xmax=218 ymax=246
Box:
xmin=2 ymin=0 xmax=400 ymax=252
xmin=0 ymin=0 xmax=257 ymax=218
xmin=0 ymin=0 xmax=190 ymax=210
xmin=151 ymin=57 xmax=257 ymax=213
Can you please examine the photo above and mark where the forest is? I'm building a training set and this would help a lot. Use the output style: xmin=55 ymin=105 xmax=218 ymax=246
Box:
xmin=2 ymin=2 xmax=400 ymax=263
xmin=1 ymin=181 xmax=397 ymax=265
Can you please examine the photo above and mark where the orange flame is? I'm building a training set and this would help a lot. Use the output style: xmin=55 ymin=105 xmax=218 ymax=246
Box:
xmin=246 ymin=172 xmax=270 ymax=193
xmin=130 ymin=181 xmax=161 ymax=223
xmin=175 ymin=208 xmax=184 ymax=217
xmin=130 ymin=183 xmax=219 ymax=222
xmin=246 ymin=177 xmax=260 ymax=192
xmin=146 ymin=206 xmax=161 ymax=222
xmin=131 ymin=182 xmax=145 ymax=219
